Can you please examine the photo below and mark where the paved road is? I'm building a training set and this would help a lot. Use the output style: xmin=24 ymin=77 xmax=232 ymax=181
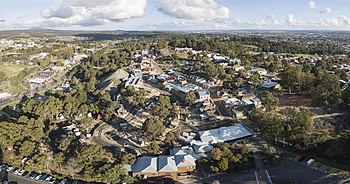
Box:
xmin=253 ymin=153 xmax=273 ymax=184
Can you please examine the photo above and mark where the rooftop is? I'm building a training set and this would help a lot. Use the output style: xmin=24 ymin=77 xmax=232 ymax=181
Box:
xmin=199 ymin=124 xmax=254 ymax=144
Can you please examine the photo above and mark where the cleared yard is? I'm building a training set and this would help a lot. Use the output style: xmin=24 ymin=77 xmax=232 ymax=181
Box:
xmin=2 ymin=64 xmax=28 ymax=78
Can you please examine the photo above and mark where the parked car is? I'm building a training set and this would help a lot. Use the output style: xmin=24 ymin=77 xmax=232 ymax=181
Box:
xmin=35 ymin=174 xmax=42 ymax=180
xmin=5 ymin=166 xmax=13 ymax=172
xmin=13 ymin=168 xmax=20 ymax=175
xmin=45 ymin=176 xmax=53 ymax=182
xmin=29 ymin=172 xmax=38 ymax=180
xmin=21 ymin=171 xmax=29 ymax=176
xmin=39 ymin=174 xmax=48 ymax=181
xmin=0 ymin=164 xmax=7 ymax=170
xmin=306 ymin=159 xmax=315 ymax=166
xmin=60 ymin=179 xmax=67 ymax=184
xmin=49 ymin=178 xmax=57 ymax=184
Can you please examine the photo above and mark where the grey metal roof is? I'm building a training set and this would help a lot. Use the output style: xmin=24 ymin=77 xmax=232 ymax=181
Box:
xmin=131 ymin=156 xmax=158 ymax=173
xmin=157 ymin=156 xmax=178 ymax=172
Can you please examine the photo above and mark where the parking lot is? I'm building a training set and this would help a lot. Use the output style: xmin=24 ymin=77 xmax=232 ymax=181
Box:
xmin=269 ymin=152 xmax=349 ymax=184
xmin=1 ymin=163 xmax=82 ymax=184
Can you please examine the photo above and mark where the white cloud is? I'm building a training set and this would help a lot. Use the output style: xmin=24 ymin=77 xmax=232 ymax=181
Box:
xmin=308 ymin=0 xmax=316 ymax=9
xmin=41 ymin=0 xmax=147 ymax=27
xmin=158 ymin=0 xmax=230 ymax=20
xmin=286 ymin=14 xmax=306 ymax=26
xmin=339 ymin=16 xmax=350 ymax=26
xmin=0 ymin=19 xmax=5 ymax=23
xmin=318 ymin=8 xmax=332 ymax=14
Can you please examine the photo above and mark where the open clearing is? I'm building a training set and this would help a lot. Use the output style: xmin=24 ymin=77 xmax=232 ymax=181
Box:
xmin=2 ymin=64 xmax=28 ymax=78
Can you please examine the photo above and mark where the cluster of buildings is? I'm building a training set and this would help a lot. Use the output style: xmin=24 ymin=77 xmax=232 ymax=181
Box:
xmin=126 ymin=148 xmax=196 ymax=179
xmin=125 ymin=124 xmax=254 ymax=179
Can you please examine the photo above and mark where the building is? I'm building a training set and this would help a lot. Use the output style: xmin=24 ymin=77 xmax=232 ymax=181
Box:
xmin=0 ymin=92 xmax=12 ymax=100
xmin=261 ymin=79 xmax=281 ymax=90
xmin=29 ymin=78 xmax=46 ymax=85
xmin=130 ymin=149 xmax=196 ymax=179
xmin=196 ymin=90 xmax=210 ymax=102
xmin=198 ymin=124 xmax=254 ymax=144
xmin=249 ymin=68 xmax=268 ymax=76
xmin=132 ymin=156 xmax=158 ymax=178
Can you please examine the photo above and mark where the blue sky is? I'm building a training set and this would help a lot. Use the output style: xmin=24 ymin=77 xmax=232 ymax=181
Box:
xmin=0 ymin=0 xmax=349 ymax=30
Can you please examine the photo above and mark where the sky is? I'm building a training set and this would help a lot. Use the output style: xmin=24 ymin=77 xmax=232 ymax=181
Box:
xmin=0 ymin=0 xmax=350 ymax=31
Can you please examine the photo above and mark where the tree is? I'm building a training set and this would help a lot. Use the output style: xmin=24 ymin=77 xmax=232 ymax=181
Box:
xmin=142 ymin=118 xmax=165 ymax=140
xmin=261 ymin=91 xmax=279 ymax=111
xmin=249 ymin=72 xmax=262 ymax=91
xmin=211 ymin=148 xmax=222 ymax=161
xmin=217 ymin=157 xmax=229 ymax=172
xmin=147 ymin=142 xmax=160 ymax=155
xmin=300 ymin=72 xmax=316 ymax=94
xmin=152 ymin=96 xmax=173 ymax=120
xmin=280 ymin=65 xmax=302 ymax=94
xmin=19 ymin=140 xmax=36 ymax=157
xmin=311 ymin=73 xmax=341 ymax=110
xmin=240 ymin=144 xmax=250 ymax=156
xmin=184 ymin=91 xmax=196 ymax=106
xmin=97 ymin=164 xmax=133 ymax=184
xmin=250 ymin=109 xmax=285 ymax=138
xmin=121 ymin=153 xmax=136 ymax=165
xmin=286 ymin=107 xmax=315 ymax=140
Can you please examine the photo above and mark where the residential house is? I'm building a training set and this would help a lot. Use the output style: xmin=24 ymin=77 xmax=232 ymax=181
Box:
xmin=196 ymin=90 xmax=210 ymax=102
xmin=233 ymin=65 xmax=245 ymax=72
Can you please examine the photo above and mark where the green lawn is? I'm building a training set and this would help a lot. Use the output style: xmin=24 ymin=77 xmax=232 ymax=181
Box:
xmin=2 ymin=64 xmax=28 ymax=78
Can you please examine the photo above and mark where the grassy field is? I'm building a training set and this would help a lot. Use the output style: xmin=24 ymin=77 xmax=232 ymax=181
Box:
xmin=2 ymin=64 xmax=28 ymax=78
xmin=296 ymin=54 xmax=317 ymax=59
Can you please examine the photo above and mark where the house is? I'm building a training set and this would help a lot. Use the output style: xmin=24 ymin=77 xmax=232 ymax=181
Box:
xmin=132 ymin=156 xmax=158 ymax=178
xmin=237 ymin=88 xmax=248 ymax=95
xmin=196 ymin=90 xmax=210 ymax=102
xmin=190 ymin=141 xmax=213 ymax=154
xmin=157 ymin=156 xmax=178 ymax=178
xmin=233 ymin=65 xmax=245 ymax=72
xmin=232 ymin=106 xmax=246 ymax=119
xmin=130 ymin=152 xmax=196 ymax=179
xmin=29 ymin=78 xmax=46 ymax=85
xmin=261 ymin=79 xmax=281 ymax=90
xmin=173 ymin=154 xmax=196 ymax=173
xmin=0 ymin=92 xmax=12 ymax=100
xmin=249 ymin=68 xmax=268 ymax=76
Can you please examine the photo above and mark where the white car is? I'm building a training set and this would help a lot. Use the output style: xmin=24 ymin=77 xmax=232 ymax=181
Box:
xmin=45 ymin=176 xmax=53 ymax=182
xmin=306 ymin=159 xmax=315 ymax=166
xmin=14 ymin=169 xmax=20 ymax=175
xmin=6 ymin=166 xmax=13 ymax=172
xmin=18 ymin=169 xmax=26 ymax=176
xmin=35 ymin=175 xmax=42 ymax=180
